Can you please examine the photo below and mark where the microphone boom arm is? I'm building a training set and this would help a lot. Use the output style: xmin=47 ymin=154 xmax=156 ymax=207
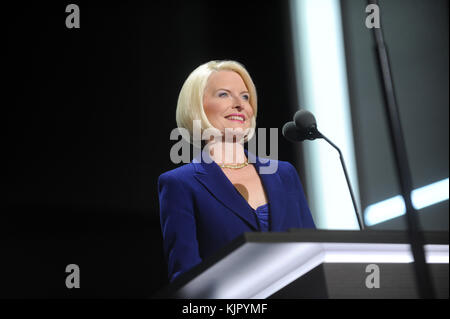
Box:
xmin=316 ymin=130 xmax=365 ymax=230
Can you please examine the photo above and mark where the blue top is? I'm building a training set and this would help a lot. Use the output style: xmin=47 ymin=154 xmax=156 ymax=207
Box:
xmin=254 ymin=203 xmax=270 ymax=231
xmin=158 ymin=148 xmax=316 ymax=282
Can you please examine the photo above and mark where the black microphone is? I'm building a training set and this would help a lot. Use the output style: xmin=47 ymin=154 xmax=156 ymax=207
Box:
xmin=283 ymin=109 xmax=365 ymax=230
xmin=282 ymin=110 xmax=323 ymax=142
xmin=294 ymin=109 xmax=316 ymax=133
xmin=282 ymin=122 xmax=308 ymax=142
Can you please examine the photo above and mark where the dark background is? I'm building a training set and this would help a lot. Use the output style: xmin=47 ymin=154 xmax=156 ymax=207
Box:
xmin=3 ymin=1 xmax=301 ymax=298
xmin=3 ymin=1 xmax=448 ymax=298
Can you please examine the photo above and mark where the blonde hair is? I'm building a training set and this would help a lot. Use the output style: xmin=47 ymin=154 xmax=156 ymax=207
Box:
xmin=176 ymin=60 xmax=257 ymax=144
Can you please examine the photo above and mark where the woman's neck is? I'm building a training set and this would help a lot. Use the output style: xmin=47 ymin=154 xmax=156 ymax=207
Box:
xmin=205 ymin=140 xmax=247 ymax=165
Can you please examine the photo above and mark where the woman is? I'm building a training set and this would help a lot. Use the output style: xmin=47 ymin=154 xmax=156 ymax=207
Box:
xmin=158 ymin=60 xmax=315 ymax=282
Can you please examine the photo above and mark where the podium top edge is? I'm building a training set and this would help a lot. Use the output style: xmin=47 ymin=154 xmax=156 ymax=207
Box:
xmin=242 ymin=229 xmax=449 ymax=245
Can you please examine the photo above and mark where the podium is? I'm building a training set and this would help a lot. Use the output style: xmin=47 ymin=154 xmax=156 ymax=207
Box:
xmin=157 ymin=230 xmax=449 ymax=299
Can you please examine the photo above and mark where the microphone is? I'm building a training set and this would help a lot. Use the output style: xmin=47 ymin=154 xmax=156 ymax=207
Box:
xmin=282 ymin=122 xmax=308 ymax=142
xmin=293 ymin=109 xmax=317 ymax=135
xmin=283 ymin=109 xmax=365 ymax=230
xmin=282 ymin=110 xmax=323 ymax=142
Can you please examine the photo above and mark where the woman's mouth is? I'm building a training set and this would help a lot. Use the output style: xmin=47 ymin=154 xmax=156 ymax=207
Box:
xmin=225 ymin=114 xmax=245 ymax=123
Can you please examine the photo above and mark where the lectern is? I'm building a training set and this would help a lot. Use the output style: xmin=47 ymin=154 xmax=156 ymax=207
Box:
xmin=157 ymin=230 xmax=449 ymax=299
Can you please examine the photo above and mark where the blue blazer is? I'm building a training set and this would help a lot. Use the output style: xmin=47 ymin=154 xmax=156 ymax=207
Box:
xmin=158 ymin=149 xmax=315 ymax=282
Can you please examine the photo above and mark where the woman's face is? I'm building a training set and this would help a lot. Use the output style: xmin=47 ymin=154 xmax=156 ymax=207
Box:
xmin=203 ymin=70 xmax=254 ymax=138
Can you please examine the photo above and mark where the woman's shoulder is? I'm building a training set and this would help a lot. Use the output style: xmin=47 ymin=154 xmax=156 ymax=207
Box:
xmin=277 ymin=159 xmax=297 ymax=172
xmin=158 ymin=162 xmax=197 ymax=183
xmin=256 ymin=156 xmax=300 ymax=188
xmin=255 ymin=156 xmax=296 ymax=174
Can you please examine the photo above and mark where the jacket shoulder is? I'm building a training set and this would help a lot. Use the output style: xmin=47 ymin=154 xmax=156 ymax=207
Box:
xmin=257 ymin=156 xmax=296 ymax=174
xmin=259 ymin=157 xmax=301 ymax=188
xmin=158 ymin=162 xmax=197 ymax=183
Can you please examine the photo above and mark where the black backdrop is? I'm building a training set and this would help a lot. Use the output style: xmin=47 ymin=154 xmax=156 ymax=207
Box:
xmin=3 ymin=1 xmax=303 ymax=297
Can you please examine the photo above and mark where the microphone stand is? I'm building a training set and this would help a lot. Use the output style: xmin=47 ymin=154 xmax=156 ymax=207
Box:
xmin=305 ymin=127 xmax=365 ymax=230
xmin=321 ymin=133 xmax=365 ymax=230
xmin=367 ymin=0 xmax=434 ymax=298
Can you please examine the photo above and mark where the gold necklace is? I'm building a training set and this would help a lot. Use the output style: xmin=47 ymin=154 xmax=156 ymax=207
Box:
xmin=219 ymin=162 xmax=249 ymax=169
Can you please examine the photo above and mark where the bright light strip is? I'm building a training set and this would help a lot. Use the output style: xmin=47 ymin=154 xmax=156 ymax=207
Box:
xmin=365 ymin=195 xmax=406 ymax=226
xmin=289 ymin=0 xmax=361 ymax=229
xmin=412 ymin=178 xmax=449 ymax=210
xmin=364 ymin=178 xmax=449 ymax=226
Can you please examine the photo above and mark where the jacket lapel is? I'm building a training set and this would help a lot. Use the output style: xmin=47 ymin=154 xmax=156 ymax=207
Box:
xmin=248 ymin=149 xmax=287 ymax=231
xmin=192 ymin=148 xmax=289 ymax=232
xmin=193 ymin=148 xmax=259 ymax=230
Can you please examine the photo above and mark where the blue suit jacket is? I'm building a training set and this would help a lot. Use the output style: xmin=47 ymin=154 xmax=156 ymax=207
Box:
xmin=158 ymin=149 xmax=315 ymax=282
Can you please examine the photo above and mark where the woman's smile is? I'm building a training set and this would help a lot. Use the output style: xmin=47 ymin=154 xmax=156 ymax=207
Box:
xmin=225 ymin=113 xmax=246 ymax=123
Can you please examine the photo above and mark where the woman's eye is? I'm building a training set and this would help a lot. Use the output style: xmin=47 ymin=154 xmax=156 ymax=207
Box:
xmin=242 ymin=94 xmax=249 ymax=101
xmin=218 ymin=92 xmax=228 ymax=97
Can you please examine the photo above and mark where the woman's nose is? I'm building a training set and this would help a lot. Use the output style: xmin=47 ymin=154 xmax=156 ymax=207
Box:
xmin=233 ymin=104 xmax=243 ymax=111
xmin=232 ymin=96 xmax=243 ymax=110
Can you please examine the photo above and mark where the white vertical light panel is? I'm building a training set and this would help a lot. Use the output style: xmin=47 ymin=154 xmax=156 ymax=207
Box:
xmin=289 ymin=0 xmax=360 ymax=229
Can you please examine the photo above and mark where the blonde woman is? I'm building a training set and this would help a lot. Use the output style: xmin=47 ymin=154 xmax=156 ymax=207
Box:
xmin=158 ymin=60 xmax=315 ymax=282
